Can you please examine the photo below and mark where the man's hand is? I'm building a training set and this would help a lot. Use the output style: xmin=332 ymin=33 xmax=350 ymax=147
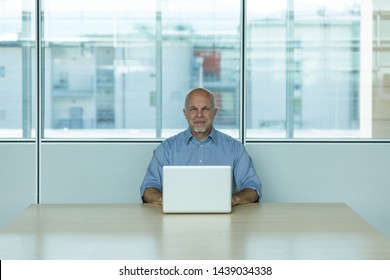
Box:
xmin=143 ymin=187 xmax=163 ymax=206
xmin=232 ymin=188 xmax=259 ymax=206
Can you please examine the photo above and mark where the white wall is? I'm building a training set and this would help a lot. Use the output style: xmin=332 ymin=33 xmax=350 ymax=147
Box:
xmin=40 ymin=143 xmax=155 ymax=203
xmin=1 ymin=142 xmax=389 ymax=240
xmin=246 ymin=143 xmax=390 ymax=239
xmin=0 ymin=143 xmax=36 ymax=227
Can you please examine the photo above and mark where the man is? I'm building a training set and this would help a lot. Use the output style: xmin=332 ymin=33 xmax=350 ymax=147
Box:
xmin=140 ymin=87 xmax=262 ymax=206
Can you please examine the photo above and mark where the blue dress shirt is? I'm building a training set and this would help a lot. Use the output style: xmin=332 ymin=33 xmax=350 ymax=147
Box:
xmin=140 ymin=127 xmax=262 ymax=199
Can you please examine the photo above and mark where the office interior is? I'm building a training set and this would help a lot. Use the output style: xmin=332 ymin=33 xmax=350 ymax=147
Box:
xmin=1 ymin=0 xmax=390 ymax=241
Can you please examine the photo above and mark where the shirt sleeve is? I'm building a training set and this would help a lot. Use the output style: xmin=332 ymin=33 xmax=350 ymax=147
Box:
xmin=233 ymin=144 xmax=262 ymax=200
xmin=139 ymin=143 xmax=170 ymax=197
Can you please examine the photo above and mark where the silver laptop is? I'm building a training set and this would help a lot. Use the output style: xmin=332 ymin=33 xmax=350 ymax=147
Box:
xmin=162 ymin=165 xmax=232 ymax=213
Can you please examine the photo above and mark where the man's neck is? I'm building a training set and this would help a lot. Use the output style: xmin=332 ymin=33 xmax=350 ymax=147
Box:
xmin=191 ymin=128 xmax=212 ymax=141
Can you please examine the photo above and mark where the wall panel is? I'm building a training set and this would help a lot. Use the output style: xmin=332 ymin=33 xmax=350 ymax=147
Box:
xmin=247 ymin=142 xmax=390 ymax=239
xmin=40 ymin=143 xmax=158 ymax=203
xmin=0 ymin=143 xmax=36 ymax=228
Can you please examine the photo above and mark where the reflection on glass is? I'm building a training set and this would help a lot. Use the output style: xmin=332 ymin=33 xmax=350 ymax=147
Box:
xmin=42 ymin=0 xmax=240 ymax=139
xmin=246 ymin=0 xmax=361 ymax=138
xmin=0 ymin=0 xmax=36 ymax=139
xmin=371 ymin=5 xmax=390 ymax=138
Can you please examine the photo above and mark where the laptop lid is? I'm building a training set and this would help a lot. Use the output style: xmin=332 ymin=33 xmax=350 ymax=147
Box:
xmin=162 ymin=165 xmax=232 ymax=213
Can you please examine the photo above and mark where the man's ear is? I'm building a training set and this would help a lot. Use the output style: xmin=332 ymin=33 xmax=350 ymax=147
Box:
xmin=213 ymin=108 xmax=219 ymax=117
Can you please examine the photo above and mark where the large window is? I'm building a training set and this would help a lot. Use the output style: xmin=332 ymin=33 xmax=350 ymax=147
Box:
xmin=246 ymin=0 xmax=361 ymax=139
xmin=43 ymin=0 xmax=241 ymax=139
xmin=1 ymin=0 xmax=389 ymax=140
xmin=0 ymin=0 xmax=36 ymax=139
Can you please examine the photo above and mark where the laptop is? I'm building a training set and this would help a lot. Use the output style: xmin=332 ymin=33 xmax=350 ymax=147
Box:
xmin=162 ymin=165 xmax=232 ymax=213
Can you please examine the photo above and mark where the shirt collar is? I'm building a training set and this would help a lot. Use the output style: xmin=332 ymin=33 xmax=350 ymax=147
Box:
xmin=185 ymin=126 xmax=218 ymax=145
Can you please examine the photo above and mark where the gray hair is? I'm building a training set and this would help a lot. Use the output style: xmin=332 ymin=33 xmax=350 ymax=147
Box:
xmin=184 ymin=87 xmax=217 ymax=109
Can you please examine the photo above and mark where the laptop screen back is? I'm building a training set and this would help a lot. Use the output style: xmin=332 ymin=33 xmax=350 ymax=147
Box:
xmin=162 ymin=165 xmax=232 ymax=213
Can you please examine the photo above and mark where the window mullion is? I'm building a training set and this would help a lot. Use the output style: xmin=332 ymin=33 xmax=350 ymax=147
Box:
xmin=286 ymin=0 xmax=295 ymax=139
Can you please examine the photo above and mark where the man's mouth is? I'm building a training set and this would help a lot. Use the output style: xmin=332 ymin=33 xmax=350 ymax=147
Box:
xmin=194 ymin=119 xmax=206 ymax=124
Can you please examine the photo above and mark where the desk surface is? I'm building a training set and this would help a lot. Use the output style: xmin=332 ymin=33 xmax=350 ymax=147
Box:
xmin=1 ymin=203 xmax=390 ymax=260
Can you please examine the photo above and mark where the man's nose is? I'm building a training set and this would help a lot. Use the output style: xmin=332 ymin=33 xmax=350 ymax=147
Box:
xmin=196 ymin=110 xmax=203 ymax=117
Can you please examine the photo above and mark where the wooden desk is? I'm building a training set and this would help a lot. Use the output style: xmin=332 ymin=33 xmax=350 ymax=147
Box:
xmin=0 ymin=203 xmax=389 ymax=260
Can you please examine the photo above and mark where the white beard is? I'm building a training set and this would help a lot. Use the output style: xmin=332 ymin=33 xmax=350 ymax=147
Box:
xmin=194 ymin=127 xmax=207 ymax=133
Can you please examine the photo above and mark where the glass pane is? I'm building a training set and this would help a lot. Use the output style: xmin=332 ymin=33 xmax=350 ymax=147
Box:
xmin=246 ymin=0 xmax=361 ymax=139
xmin=246 ymin=0 xmax=287 ymax=138
xmin=372 ymin=4 xmax=390 ymax=138
xmin=42 ymin=0 xmax=156 ymax=138
xmin=160 ymin=0 xmax=241 ymax=138
xmin=293 ymin=0 xmax=360 ymax=138
xmin=0 ymin=0 xmax=36 ymax=139
xmin=42 ymin=0 xmax=240 ymax=139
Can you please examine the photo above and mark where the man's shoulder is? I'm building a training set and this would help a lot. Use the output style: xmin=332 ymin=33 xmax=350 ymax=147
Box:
xmin=214 ymin=129 xmax=242 ymax=145
xmin=160 ymin=130 xmax=188 ymax=147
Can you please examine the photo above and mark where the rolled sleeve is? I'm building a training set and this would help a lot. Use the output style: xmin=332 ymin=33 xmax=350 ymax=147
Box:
xmin=139 ymin=145 xmax=168 ymax=197
xmin=233 ymin=145 xmax=262 ymax=200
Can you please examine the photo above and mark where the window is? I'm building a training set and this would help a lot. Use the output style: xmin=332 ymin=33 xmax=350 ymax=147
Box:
xmin=0 ymin=0 xmax=36 ymax=139
xmin=1 ymin=0 xmax=389 ymax=140
xmin=372 ymin=7 xmax=390 ymax=138
xmin=42 ymin=0 xmax=241 ymax=139
xmin=246 ymin=0 xmax=361 ymax=139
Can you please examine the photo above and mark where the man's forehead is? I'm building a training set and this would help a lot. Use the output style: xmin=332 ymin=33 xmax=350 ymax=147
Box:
xmin=188 ymin=99 xmax=211 ymax=108
xmin=188 ymin=93 xmax=211 ymax=104
xmin=185 ymin=88 xmax=216 ymax=109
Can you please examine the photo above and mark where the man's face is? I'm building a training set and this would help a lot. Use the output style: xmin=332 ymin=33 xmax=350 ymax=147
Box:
xmin=183 ymin=90 xmax=218 ymax=137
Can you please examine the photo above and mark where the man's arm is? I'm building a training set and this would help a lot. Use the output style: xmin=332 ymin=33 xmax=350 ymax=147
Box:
xmin=143 ymin=187 xmax=163 ymax=205
xmin=144 ymin=186 xmax=257 ymax=207
xmin=232 ymin=188 xmax=259 ymax=206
